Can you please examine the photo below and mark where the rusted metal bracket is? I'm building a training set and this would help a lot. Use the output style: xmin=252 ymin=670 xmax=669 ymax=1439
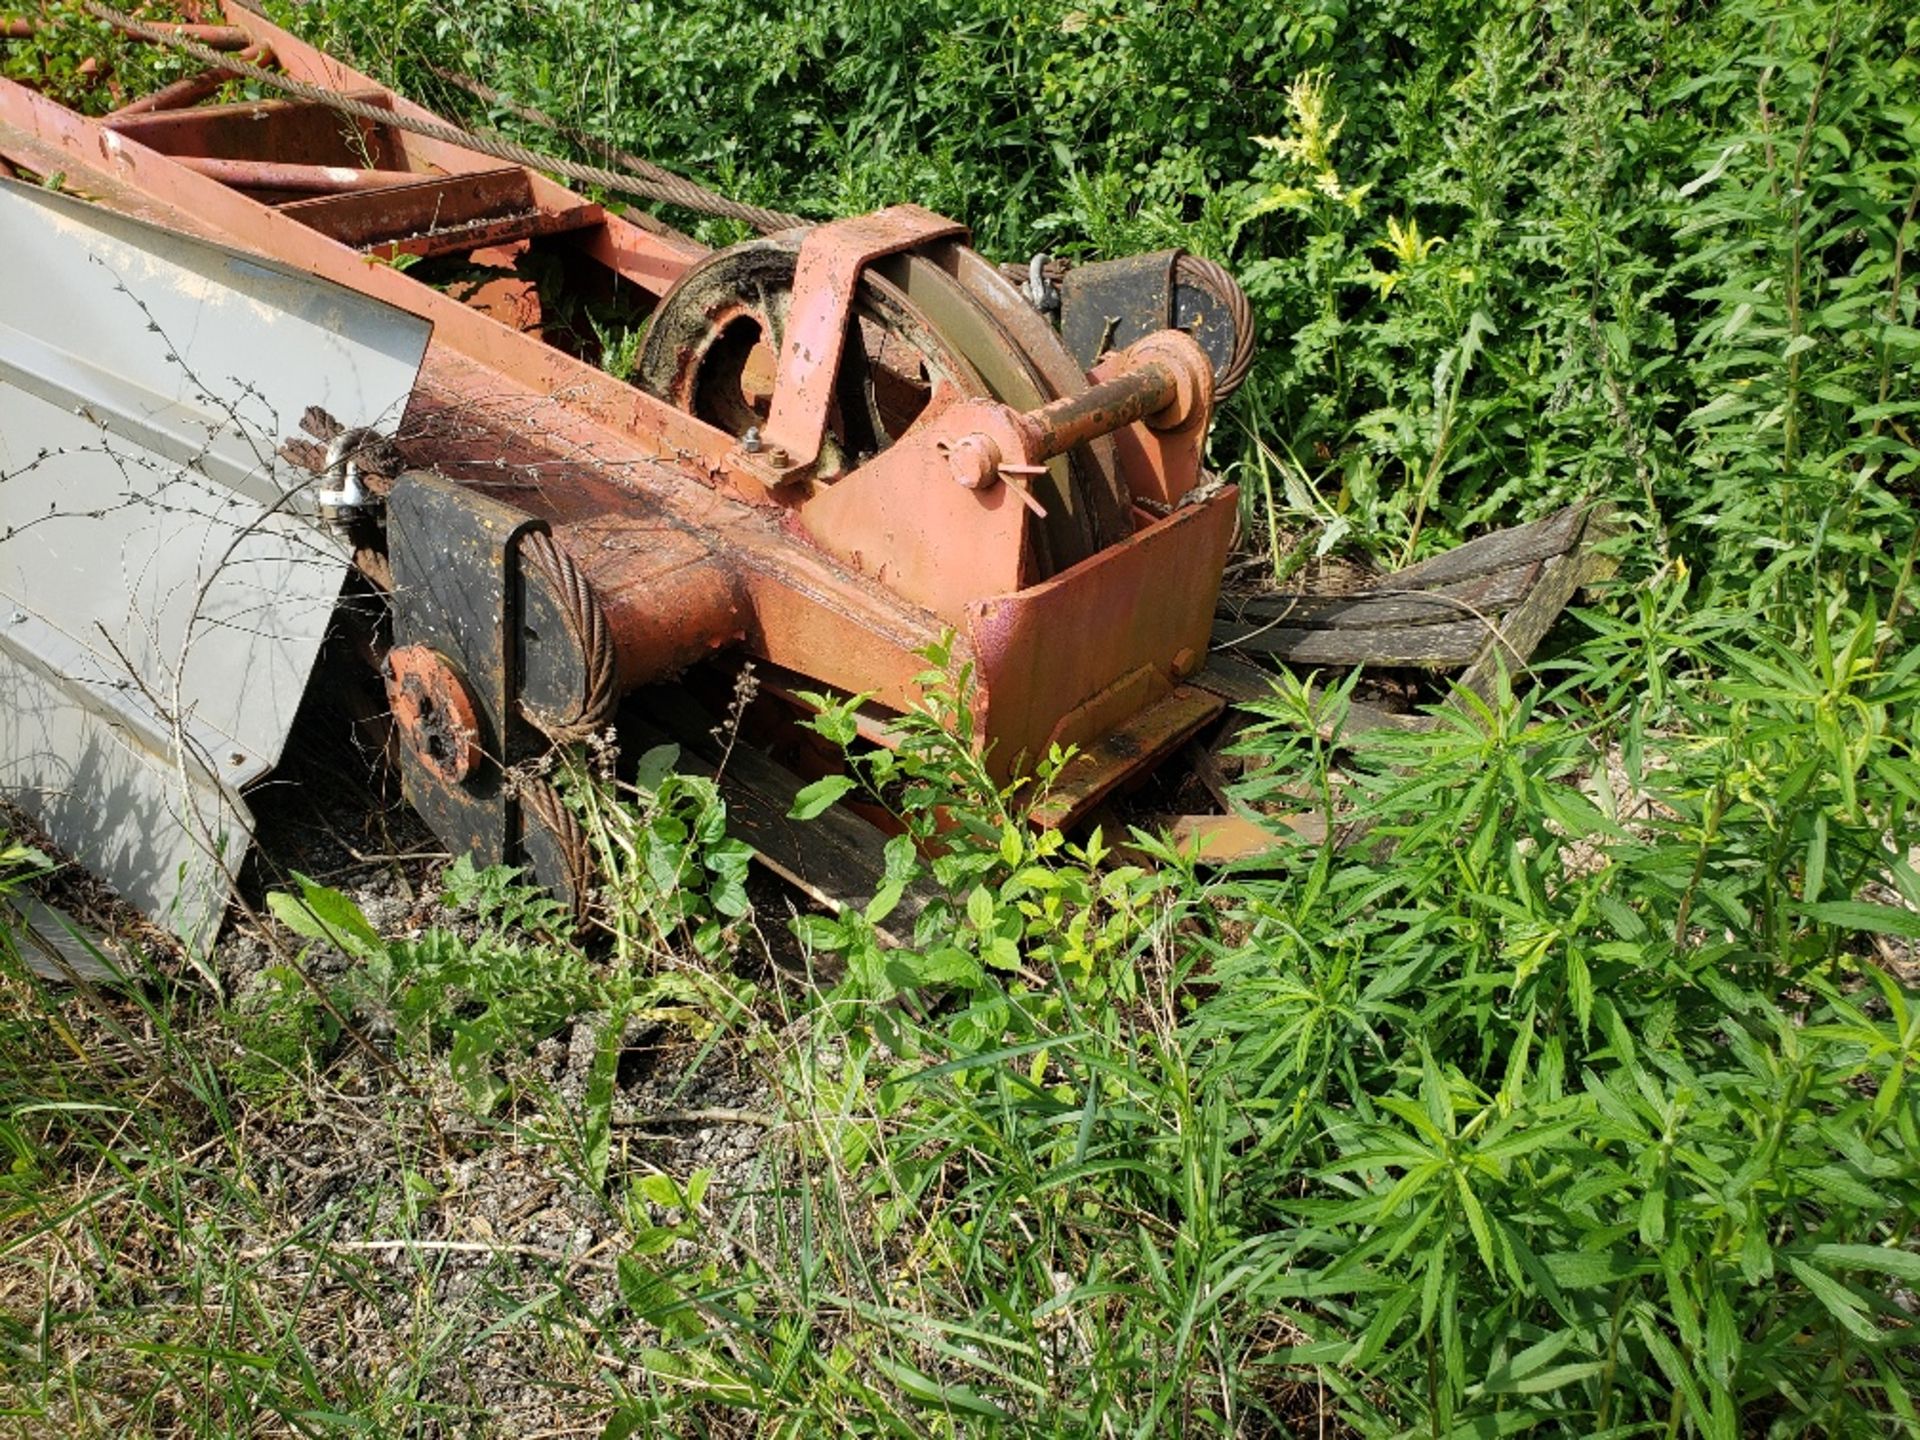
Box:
xmin=1079 ymin=334 xmax=1214 ymax=511
xmin=1060 ymin=250 xmax=1179 ymax=372
xmin=1027 ymin=685 xmax=1225 ymax=831
xmin=387 ymin=475 xmax=541 ymax=868
xmin=386 ymin=476 xmax=603 ymax=911
xmin=749 ymin=204 xmax=968 ymax=483
xmin=1059 ymin=249 xmax=1247 ymax=389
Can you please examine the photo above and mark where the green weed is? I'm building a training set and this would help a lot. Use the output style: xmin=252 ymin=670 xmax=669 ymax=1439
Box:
xmin=4 ymin=0 xmax=1918 ymax=1434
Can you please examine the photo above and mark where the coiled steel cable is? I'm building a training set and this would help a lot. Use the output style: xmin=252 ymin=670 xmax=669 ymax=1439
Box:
xmin=517 ymin=530 xmax=618 ymax=743
xmin=1173 ymin=252 xmax=1256 ymax=400
xmin=517 ymin=776 xmax=593 ymax=922
xmin=1001 ymin=250 xmax=1257 ymax=401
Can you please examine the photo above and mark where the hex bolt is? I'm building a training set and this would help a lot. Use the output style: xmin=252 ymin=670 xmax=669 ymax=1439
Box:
xmin=742 ymin=426 xmax=763 ymax=454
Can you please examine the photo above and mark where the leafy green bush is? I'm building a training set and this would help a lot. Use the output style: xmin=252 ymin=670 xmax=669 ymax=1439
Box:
xmin=587 ymin=622 xmax=1914 ymax=1434
xmin=1 ymin=2 xmax=203 ymax=115
xmin=267 ymin=752 xmax=756 ymax=1144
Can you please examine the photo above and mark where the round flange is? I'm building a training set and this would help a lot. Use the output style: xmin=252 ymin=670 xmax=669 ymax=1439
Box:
xmin=384 ymin=644 xmax=484 ymax=784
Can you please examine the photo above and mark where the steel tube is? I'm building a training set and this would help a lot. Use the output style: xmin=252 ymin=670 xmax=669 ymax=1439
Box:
xmin=553 ymin=521 xmax=749 ymax=694
xmin=1017 ymin=361 xmax=1181 ymax=462
xmin=172 ymin=155 xmax=425 ymax=193
xmin=110 ymin=42 xmax=272 ymax=116
xmin=1012 ymin=329 xmax=1213 ymax=464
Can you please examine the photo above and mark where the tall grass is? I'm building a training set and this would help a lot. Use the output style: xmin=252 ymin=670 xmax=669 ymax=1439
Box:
xmin=1 ymin=0 xmax=1916 ymax=1434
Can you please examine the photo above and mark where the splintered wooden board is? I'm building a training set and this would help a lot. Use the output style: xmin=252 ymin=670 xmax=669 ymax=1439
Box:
xmin=1200 ymin=504 xmax=1616 ymax=730
xmin=1189 ymin=652 xmax=1440 ymax=738
xmin=1179 ymin=505 xmax=1619 ymax=860
xmin=1211 ymin=505 xmax=1605 ymax=669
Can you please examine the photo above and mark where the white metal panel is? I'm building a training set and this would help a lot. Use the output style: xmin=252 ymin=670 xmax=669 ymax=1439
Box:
xmin=0 ymin=179 xmax=431 ymax=948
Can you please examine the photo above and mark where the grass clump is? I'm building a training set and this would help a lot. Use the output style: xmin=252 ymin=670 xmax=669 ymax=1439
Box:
xmin=577 ymin=634 xmax=1919 ymax=1436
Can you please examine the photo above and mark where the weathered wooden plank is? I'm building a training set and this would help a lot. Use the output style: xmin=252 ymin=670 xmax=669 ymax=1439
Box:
xmin=1213 ymin=616 xmax=1492 ymax=666
xmin=1184 ymin=503 xmax=1614 ymax=862
xmin=1316 ymin=693 xmax=1439 ymax=739
xmin=1218 ymin=561 xmax=1539 ymax=632
xmin=1373 ymin=504 xmax=1588 ymax=591
xmin=1449 ymin=514 xmax=1613 ymax=710
xmin=1188 ymin=652 xmax=1282 ymax=706
xmin=1210 ymin=506 xmax=1603 ymax=668
xmin=1445 ymin=561 xmax=1571 ymax=706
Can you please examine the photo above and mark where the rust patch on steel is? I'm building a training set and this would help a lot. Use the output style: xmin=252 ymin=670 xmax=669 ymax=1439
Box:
xmin=385 ymin=644 xmax=483 ymax=784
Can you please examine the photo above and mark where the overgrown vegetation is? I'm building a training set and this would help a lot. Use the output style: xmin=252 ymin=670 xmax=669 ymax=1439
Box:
xmin=3 ymin=0 xmax=1918 ymax=1435
xmin=2 ymin=3 xmax=212 ymax=113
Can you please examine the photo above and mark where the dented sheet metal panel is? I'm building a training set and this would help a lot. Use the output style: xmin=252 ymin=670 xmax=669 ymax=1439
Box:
xmin=0 ymin=180 xmax=430 ymax=946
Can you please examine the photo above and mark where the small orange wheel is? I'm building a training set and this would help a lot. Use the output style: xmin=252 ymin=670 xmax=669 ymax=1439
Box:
xmin=384 ymin=644 xmax=483 ymax=783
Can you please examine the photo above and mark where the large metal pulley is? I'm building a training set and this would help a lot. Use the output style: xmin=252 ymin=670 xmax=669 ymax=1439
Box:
xmin=636 ymin=223 xmax=1135 ymax=575
xmin=635 ymin=235 xmax=985 ymax=478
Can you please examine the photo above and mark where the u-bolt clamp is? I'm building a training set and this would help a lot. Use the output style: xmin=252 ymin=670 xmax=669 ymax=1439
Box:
xmin=315 ymin=427 xmax=384 ymax=521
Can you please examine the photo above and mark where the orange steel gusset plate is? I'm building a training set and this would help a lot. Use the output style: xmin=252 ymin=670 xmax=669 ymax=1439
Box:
xmin=0 ymin=2 xmax=1241 ymax=859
